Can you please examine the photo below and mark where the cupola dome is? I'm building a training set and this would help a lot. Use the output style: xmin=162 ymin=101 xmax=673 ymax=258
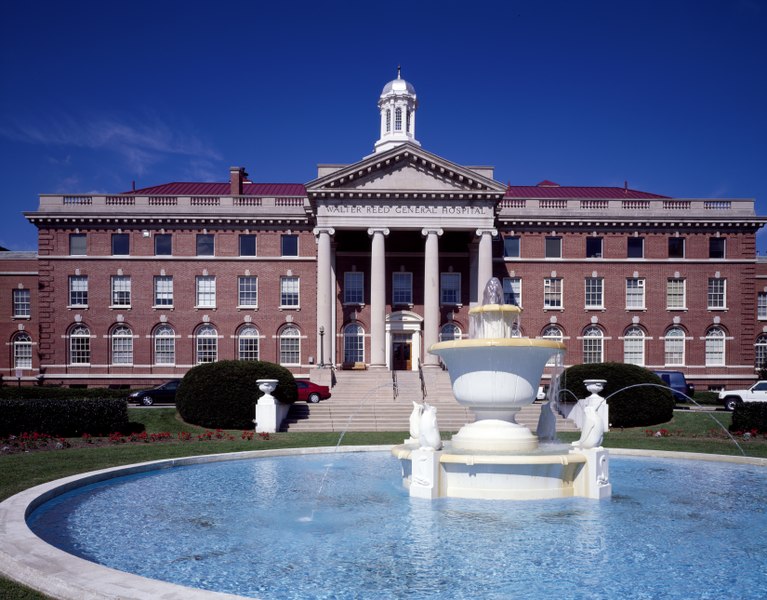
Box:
xmin=374 ymin=67 xmax=420 ymax=153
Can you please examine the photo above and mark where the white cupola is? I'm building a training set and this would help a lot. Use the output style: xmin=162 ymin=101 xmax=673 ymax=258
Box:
xmin=374 ymin=67 xmax=420 ymax=153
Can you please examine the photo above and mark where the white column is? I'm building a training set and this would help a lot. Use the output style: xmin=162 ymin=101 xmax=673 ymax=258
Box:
xmin=314 ymin=227 xmax=335 ymax=367
xmin=476 ymin=228 xmax=497 ymax=303
xmin=368 ymin=228 xmax=390 ymax=368
xmin=422 ymin=228 xmax=443 ymax=367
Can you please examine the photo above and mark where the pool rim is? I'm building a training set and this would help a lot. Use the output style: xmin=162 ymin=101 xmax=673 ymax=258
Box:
xmin=1 ymin=446 xmax=765 ymax=600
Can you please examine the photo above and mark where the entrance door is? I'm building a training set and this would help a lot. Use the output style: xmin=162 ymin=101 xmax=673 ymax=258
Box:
xmin=392 ymin=334 xmax=412 ymax=371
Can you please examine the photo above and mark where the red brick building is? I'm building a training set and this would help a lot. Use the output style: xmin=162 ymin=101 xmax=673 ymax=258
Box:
xmin=3 ymin=72 xmax=766 ymax=391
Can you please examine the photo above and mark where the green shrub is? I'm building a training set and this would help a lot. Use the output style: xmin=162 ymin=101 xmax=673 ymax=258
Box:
xmin=0 ymin=386 xmax=127 ymax=400
xmin=730 ymin=402 xmax=767 ymax=434
xmin=559 ymin=362 xmax=674 ymax=428
xmin=176 ymin=360 xmax=297 ymax=429
xmin=0 ymin=397 xmax=129 ymax=437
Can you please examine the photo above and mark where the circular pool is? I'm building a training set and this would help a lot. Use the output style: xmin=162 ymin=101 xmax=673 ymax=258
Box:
xmin=21 ymin=449 xmax=767 ymax=599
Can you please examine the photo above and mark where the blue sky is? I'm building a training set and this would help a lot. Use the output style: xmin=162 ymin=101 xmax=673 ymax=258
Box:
xmin=1 ymin=0 xmax=766 ymax=251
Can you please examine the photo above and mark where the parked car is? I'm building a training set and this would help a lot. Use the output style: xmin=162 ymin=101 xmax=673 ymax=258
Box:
xmin=296 ymin=380 xmax=331 ymax=403
xmin=719 ymin=381 xmax=767 ymax=411
xmin=652 ymin=370 xmax=694 ymax=402
xmin=128 ymin=380 xmax=181 ymax=406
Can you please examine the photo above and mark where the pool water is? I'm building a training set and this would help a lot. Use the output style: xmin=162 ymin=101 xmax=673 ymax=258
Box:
xmin=28 ymin=452 xmax=767 ymax=599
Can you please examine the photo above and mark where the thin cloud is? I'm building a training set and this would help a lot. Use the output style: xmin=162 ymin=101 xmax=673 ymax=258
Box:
xmin=0 ymin=111 xmax=221 ymax=175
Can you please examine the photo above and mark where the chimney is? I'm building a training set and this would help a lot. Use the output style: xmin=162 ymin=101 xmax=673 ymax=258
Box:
xmin=230 ymin=166 xmax=248 ymax=196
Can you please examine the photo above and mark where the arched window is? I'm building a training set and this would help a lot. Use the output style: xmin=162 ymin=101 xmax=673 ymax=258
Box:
xmin=69 ymin=324 xmax=91 ymax=365
xmin=13 ymin=332 xmax=32 ymax=369
xmin=705 ymin=326 xmax=726 ymax=366
xmin=542 ymin=324 xmax=564 ymax=366
xmin=395 ymin=107 xmax=402 ymax=131
xmin=343 ymin=323 xmax=365 ymax=364
xmin=664 ymin=326 xmax=685 ymax=366
xmin=385 ymin=109 xmax=391 ymax=132
xmin=623 ymin=325 xmax=646 ymax=366
xmin=583 ymin=325 xmax=604 ymax=364
xmin=195 ymin=324 xmax=218 ymax=364
xmin=279 ymin=325 xmax=300 ymax=365
xmin=755 ymin=334 xmax=767 ymax=371
xmin=111 ymin=324 xmax=133 ymax=365
xmin=238 ymin=324 xmax=260 ymax=361
xmin=439 ymin=323 xmax=461 ymax=342
xmin=153 ymin=324 xmax=175 ymax=365
xmin=406 ymin=109 xmax=411 ymax=133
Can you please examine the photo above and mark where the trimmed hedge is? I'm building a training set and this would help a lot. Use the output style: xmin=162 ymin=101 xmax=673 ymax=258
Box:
xmin=0 ymin=397 xmax=129 ymax=437
xmin=0 ymin=386 xmax=128 ymax=400
xmin=176 ymin=360 xmax=297 ymax=429
xmin=559 ymin=362 xmax=674 ymax=428
xmin=730 ymin=402 xmax=767 ymax=434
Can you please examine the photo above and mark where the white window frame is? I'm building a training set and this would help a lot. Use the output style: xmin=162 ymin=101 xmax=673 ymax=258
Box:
xmin=440 ymin=273 xmax=461 ymax=306
xmin=707 ymin=278 xmax=727 ymax=310
xmin=343 ymin=323 xmax=365 ymax=364
xmin=111 ymin=324 xmax=133 ymax=365
xmin=69 ymin=275 xmax=88 ymax=307
xmin=392 ymin=272 xmax=413 ymax=305
xmin=503 ymin=277 xmax=521 ymax=306
xmin=664 ymin=327 xmax=686 ymax=366
xmin=279 ymin=325 xmax=301 ymax=365
xmin=280 ymin=276 xmax=300 ymax=308
xmin=626 ymin=278 xmax=646 ymax=310
xmin=759 ymin=292 xmax=767 ymax=320
xmin=756 ymin=334 xmax=767 ymax=370
xmin=195 ymin=324 xmax=218 ymax=364
xmin=542 ymin=324 xmax=564 ymax=366
xmin=69 ymin=324 xmax=91 ymax=365
xmin=238 ymin=276 xmax=258 ymax=308
xmin=12 ymin=288 xmax=31 ymax=318
xmin=196 ymin=276 xmax=216 ymax=308
xmin=153 ymin=324 xmax=176 ymax=365
xmin=666 ymin=278 xmax=686 ymax=310
xmin=111 ymin=275 xmax=131 ymax=307
xmin=585 ymin=277 xmax=604 ymax=309
xmin=705 ymin=327 xmax=726 ymax=366
xmin=13 ymin=332 xmax=32 ymax=369
xmin=238 ymin=324 xmax=260 ymax=361
xmin=343 ymin=272 xmax=364 ymax=305
xmin=582 ymin=325 xmax=604 ymax=364
xmin=623 ymin=325 xmax=646 ymax=366
xmin=153 ymin=276 xmax=173 ymax=307
xmin=281 ymin=234 xmax=299 ymax=257
xmin=543 ymin=277 xmax=563 ymax=309
xmin=439 ymin=323 xmax=462 ymax=341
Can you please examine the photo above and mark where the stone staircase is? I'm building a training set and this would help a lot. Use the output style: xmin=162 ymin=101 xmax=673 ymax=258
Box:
xmin=282 ymin=369 xmax=579 ymax=434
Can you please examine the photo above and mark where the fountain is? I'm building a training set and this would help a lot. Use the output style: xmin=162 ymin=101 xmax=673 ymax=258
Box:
xmin=392 ymin=278 xmax=612 ymax=500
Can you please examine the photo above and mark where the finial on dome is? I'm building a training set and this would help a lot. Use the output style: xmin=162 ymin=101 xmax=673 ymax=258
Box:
xmin=397 ymin=65 xmax=401 ymax=79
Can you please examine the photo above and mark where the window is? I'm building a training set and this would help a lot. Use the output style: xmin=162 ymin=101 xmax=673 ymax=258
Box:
xmin=13 ymin=332 xmax=32 ymax=369
xmin=406 ymin=109 xmax=411 ymax=133
xmin=344 ymin=272 xmax=364 ymax=304
xmin=281 ymin=234 xmax=298 ymax=257
xmin=150 ymin=234 xmax=170 ymax=256
xmin=664 ymin=327 xmax=686 ymax=366
xmin=238 ymin=324 xmax=260 ymax=361
xmin=666 ymin=278 xmax=686 ymax=310
xmin=12 ymin=289 xmax=30 ymax=317
xmin=503 ymin=237 xmax=520 ymax=258
xmin=154 ymin=276 xmax=173 ymax=307
xmin=542 ymin=325 xmax=564 ymax=366
xmin=627 ymin=237 xmax=644 ymax=259
xmin=111 ymin=233 xmax=129 ymax=255
xmin=279 ymin=325 xmax=300 ymax=365
xmin=238 ymin=276 xmax=258 ymax=307
xmin=705 ymin=326 xmax=726 ymax=366
xmin=625 ymin=278 xmax=645 ymax=310
xmin=545 ymin=237 xmax=562 ymax=258
xmin=759 ymin=292 xmax=767 ymax=320
xmin=69 ymin=324 xmax=90 ymax=365
xmin=439 ymin=323 xmax=461 ymax=341
xmin=707 ymin=278 xmax=726 ymax=309
xmin=239 ymin=234 xmax=256 ymax=257
xmin=668 ymin=237 xmax=685 ymax=258
xmin=756 ymin=334 xmax=767 ymax=370
xmin=195 ymin=324 xmax=218 ymax=364
xmin=111 ymin=324 xmax=133 ymax=365
xmin=111 ymin=276 xmax=131 ymax=307
xmin=586 ymin=237 xmax=603 ymax=258
xmin=385 ymin=109 xmax=391 ymax=132
xmin=392 ymin=272 xmax=413 ymax=305
xmin=153 ymin=324 xmax=175 ymax=365
xmin=280 ymin=276 xmax=300 ymax=307
xmin=196 ymin=234 xmax=214 ymax=256
xmin=585 ymin=277 xmax=604 ymax=309
xmin=544 ymin=277 xmax=563 ymax=309
xmin=582 ymin=326 xmax=604 ymax=364
xmin=623 ymin=326 xmax=645 ymax=366
xmin=69 ymin=233 xmax=86 ymax=255
xmin=395 ymin=107 xmax=402 ymax=131
xmin=709 ymin=238 xmax=725 ymax=259
xmin=503 ymin=277 xmax=521 ymax=306
xmin=343 ymin=323 xmax=365 ymax=364
xmin=69 ymin=275 xmax=88 ymax=306
xmin=440 ymin=273 xmax=461 ymax=305
xmin=196 ymin=276 xmax=216 ymax=308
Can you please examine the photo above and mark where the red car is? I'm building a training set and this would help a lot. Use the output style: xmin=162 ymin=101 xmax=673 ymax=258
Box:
xmin=296 ymin=380 xmax=331 ymax=403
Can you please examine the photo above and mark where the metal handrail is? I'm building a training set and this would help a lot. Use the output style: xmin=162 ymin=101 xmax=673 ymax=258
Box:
xmin=392 ymin=369 xmax=398 ymax=400
xmin=418 ymin=359 xmax=427 ymax=401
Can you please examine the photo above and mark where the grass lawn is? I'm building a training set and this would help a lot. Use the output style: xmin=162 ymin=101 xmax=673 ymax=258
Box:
xmin=1 ymin=408 xmax=764 ymax=599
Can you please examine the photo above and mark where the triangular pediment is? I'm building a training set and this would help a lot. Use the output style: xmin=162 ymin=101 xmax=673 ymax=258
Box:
xmin=306 ymin=143 xmax=506 ymax=196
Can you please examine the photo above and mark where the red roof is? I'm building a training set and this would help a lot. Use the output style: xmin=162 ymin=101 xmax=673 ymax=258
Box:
xmin=124 ymin=182 xmax=307 ymax=196
xmin=505 ymin=181 xmax=667 ymax=199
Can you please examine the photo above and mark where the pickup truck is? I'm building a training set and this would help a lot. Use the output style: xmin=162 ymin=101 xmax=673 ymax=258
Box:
xmin=719 ymin=381 xmax=767 ymax=411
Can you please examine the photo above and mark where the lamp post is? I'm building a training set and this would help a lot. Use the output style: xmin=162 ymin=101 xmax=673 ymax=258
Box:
xmin=319 ymin=326 xmax=325 ymax=368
